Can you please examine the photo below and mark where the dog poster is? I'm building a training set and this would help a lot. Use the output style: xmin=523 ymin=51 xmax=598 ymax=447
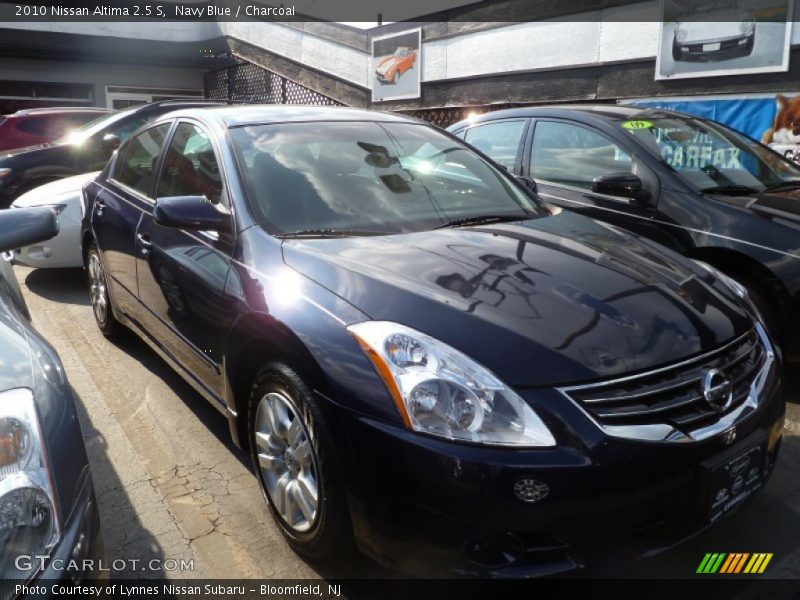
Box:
xmin=656 ymin=0 xmax=793 ymax=80
xmin=371 ymin=29 xmax=421 ymax=102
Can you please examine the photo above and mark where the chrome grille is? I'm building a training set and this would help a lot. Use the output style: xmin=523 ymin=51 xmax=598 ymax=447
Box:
xmin=560 ymin=328 xmax=770 ymax=441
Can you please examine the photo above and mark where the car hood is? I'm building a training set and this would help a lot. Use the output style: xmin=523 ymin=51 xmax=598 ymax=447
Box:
xmin=12 ymin=171 xmax=100 ymax=207
xmin=377 ymin=57 xmax=398 ymax=72
xmin=282 ymin=211 xmax=752 ymax=387
xmin=678 ymin=18 xmax=749 ymax=42
xmin=0 ymin=141 xmax=63 ymax=160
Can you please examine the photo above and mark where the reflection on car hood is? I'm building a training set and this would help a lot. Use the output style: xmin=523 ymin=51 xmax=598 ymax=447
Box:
xmin=282 ymin=211 xmax=752 ymax=386
xmin=12 ymin=171 xmax=100 ymax=207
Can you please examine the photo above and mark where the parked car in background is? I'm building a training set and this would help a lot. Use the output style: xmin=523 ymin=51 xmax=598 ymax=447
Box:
xmin=0 ymin=207 xmax=105 ymax=583
xmin=11 ymin=171 xmax=99 ymax=269
xmin=672 ymin=1 xmax=756 ymax=62
xmin=448 ymin=106 xmax=800 ymax=360
xmin=375 ymin=46 xmax=417 ymax=83
xmin=0 ymin=107 xmax=109 ymax=152
xmin=0 ymin=100 xmax=220 ymax=208
xmin=82 ymin=105 xmax=783 ymax=577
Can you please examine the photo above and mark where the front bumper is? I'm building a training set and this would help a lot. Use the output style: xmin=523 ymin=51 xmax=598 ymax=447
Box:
xmin=674 ymin=33 xmax=754 ymax=61
xmin=337 ymin=355 xmax=783 ymax=577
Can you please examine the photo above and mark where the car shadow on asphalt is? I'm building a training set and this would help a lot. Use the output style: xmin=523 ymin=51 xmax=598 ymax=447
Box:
xmin=23 ymin=267 xmax=89 ymax=306
xmin=69 ymin=383 xmax=169 ymax=580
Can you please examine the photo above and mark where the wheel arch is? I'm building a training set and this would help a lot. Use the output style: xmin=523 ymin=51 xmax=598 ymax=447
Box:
xmin=225 ymin=313 xmax=332 ymax=451
xmin=684 ymin=245 xmax=793 ymax=319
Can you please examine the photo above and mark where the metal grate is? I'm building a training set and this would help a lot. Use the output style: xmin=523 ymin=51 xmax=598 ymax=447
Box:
xmin=205 ymin=60 xmax=342 ymax=107
xmin=561 ymin=329 xmax=765 ymax=433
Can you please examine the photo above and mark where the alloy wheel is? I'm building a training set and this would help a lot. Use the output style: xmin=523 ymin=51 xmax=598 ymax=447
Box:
xmin=88 ymin=252 xmax=108 ymax=325
xmin=254 ymin=391 xmax=320 ymax=532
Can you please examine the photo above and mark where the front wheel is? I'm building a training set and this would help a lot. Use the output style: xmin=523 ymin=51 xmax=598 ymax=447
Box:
xmin=86 ymin=243 xmax=119 ymax=337
xmin=248 ymin=362 xmax=351 ymax=559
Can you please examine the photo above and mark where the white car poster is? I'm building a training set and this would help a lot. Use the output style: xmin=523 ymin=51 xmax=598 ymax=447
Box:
xmin=656 ymin=0 xmax=793 ymax=80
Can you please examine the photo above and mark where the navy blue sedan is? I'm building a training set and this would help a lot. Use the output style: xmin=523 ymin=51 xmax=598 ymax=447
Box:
xmin=81 ymin=106 xmax=784 ymax=577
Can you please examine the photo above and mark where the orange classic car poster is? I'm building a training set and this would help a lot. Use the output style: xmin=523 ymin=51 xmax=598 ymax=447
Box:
xmin=372 ymin=28 xmax=421 ymax=102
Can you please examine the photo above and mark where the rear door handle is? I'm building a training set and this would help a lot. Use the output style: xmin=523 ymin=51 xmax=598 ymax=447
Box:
xmin=136 ymin=233 xmax=152 ymax=256
xmin=95 ymin=199 xmax=106 ymax=216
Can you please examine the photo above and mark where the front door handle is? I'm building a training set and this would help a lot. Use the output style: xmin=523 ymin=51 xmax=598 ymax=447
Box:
xmin=95 ymin=199 xmax=106 ymax=217
xmin=136 ymin=233 xmax=152 ymax=256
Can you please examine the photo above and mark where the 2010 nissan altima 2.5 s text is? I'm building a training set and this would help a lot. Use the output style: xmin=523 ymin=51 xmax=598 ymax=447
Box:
xmin=80 ymin=106 xmax=784 ymax=577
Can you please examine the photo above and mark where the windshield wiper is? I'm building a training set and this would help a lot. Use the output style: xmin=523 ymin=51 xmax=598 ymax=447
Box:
xmin=700 ymin=185 xmax=759 ymax=196
xmin=434 ymin=214 xmax=528 ymax=229
xmin=276 ymin=228 xmax=387 ymax=239
xmin=764 ymin=181 xmax=800 ymax=193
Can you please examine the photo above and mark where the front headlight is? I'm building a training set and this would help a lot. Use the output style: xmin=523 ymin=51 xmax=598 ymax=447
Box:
xmin=675 ymin=27 xmax=688 ymax=43
xmin=740 ymin=21 xmax=755 ymax=35
xmin=0 ymin=388 xmax=60 ymax=579
xmin=348 ymin=321 xmax=556 ymax=447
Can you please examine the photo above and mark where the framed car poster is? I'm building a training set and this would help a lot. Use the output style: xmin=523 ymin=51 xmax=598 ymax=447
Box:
xmin=655 ymin=0 xmax=793 ymax=80
xmin=371 ymin=28 xmax=421 ymax=102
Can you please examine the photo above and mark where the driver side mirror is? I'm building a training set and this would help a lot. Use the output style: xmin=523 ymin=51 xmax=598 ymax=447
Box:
xmin=515 ymin=175 xmax=537 ymax=194
xmin=0 ymin=207 xmax=58 ymax=253
xmin=101 ymin=133 xmax=121 ymax=152
xmin=154 ymin=196 xmax=231 ymax=232
xmin=592 ymin=172 xmax=650 ymax=203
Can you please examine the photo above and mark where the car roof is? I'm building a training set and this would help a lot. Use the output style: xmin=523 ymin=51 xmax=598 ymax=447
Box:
xmin=155 ymin=105 xmax=421 ymax=128
xmin=7 ymin=107 xmax=110 ymax=117
xmin=447 ymin=104 xmax=691 ymax=130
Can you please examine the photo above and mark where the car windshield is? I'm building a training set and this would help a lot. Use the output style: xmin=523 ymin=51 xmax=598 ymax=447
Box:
xmin=230 ymin=121 xmax=545 ymax=236
xmin=56 ymin=108 xmax=136 ymax=145
xmin=688 ymin=0 xmax=739 ymax=14
xmin=622 ymin=116 xmax=800 ymax=193
xmin=393 ymin=48 xmax=408 ymax=57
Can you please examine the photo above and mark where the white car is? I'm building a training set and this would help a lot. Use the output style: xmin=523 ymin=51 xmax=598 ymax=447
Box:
xmin=672 ymin=1 xmax=756 ymax=62
xmin=10 ymin=172 xmax=99 ymax=268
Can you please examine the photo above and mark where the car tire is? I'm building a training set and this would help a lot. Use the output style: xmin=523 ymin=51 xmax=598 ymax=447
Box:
xmin=86 ymin=243 xmax=119 ymax=337
xmin=247 ymin=362 xmax=351 ymax=559
xmin=672 ymin=39 xmax=682 ymax=62
xmin=745 ymin=34 xmax=755 ymax=55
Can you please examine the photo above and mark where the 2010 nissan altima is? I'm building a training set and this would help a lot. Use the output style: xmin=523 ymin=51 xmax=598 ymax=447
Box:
xmin=80 ymin=106 xmax=784 ymax=577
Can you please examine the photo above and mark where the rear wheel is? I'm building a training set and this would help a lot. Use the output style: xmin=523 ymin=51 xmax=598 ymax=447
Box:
xmin=87 ymin=243 xmax=118 ymax=337
xmin=247 ymin=362 xmax=351 ymax=559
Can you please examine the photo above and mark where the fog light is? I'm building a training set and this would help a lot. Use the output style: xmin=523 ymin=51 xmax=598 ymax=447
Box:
xmin=513 ymin=478 xmax=549 ymax=503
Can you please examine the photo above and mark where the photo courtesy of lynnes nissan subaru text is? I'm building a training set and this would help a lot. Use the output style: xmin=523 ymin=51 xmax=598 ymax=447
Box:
xmin=81 ymin=105 xmax=783 ymax=577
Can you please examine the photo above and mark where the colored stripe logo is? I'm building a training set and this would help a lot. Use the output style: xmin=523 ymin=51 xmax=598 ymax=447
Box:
xmin=697 ymin=553 xmax=773 ymax=574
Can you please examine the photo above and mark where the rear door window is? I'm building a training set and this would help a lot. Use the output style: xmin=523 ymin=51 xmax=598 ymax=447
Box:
xmin=114 ymin=123 xmax=171 ymax=198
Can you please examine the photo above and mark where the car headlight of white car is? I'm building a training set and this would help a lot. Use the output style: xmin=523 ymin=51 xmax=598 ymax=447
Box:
xmin=740 ymin=21 xmax=755 ymax=35
xmin=348 ymin=321 xmax=556 ymax=447
xmin=0 ymin=388 xmax=61 ymax=580
xmin=675 ymin=27 xmax=688 ymax=43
